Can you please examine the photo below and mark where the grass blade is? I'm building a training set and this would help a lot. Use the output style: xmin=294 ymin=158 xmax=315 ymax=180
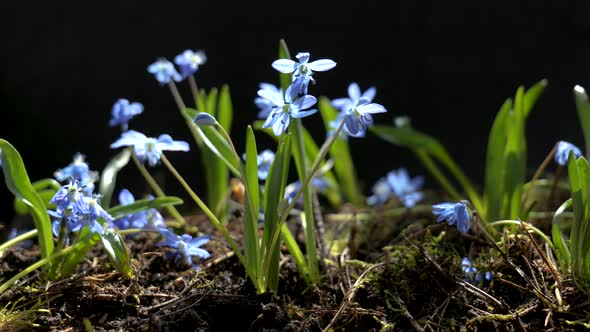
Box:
xmin=574 ymin=85 xmax=590 ymax=159
xmin=243 ymin=126 xmax=261 ymax=281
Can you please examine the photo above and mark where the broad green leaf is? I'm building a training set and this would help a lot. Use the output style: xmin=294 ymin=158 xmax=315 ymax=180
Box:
xmin=218 ymin=85 xmax=233 ymax=131
xmin=503 ymin=87 xmax=526 ymax=219
xmin=14 ymin=178 xmax=60 ymax=215
xmin=262 ymin=134 xmax=291 ymax=291
xmin=98 ymin=149 xmax=131 ymax=209
xmin=206 ymin=88 xmax=219 ymax=117
xmin=0 ymin=139 xmax=54 ymax=259
xmin=60 ymin=227 xmax=101 ymax=278
xmin=523 ymin=79 xmax=548 ymax=118
xmin=318 ymin=97 xmax=363 ymax=206
xmin=182 ymin=108 xmax=240 ymax=175
xmin=108 ymin=196 xmax=183 ymax=220
xmin=483 ymin=99 xmax=512 ymax=222
xmin=243 ymin=126 xmax=260 ymax=276
xmin=574 ymin=85 xmax=590 ymax=159
xmin=101 ymin=230 xmax=133 ymax=278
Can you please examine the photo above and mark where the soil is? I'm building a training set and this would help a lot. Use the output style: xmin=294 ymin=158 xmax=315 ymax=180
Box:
xmin=0 ymin=195 xmax=588 ymax=331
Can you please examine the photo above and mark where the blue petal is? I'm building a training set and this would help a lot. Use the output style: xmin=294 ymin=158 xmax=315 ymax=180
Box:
xmin=295 ymin=52 xmax=310 ymax=64
xmin=272 ymin=59 xmax=297 ymax=73
xmin=110 ymin=130 xmax=148 ymax=149
xmin=292 ymin=95 xmax=317 ymax=111
xmin=272 ymin=113 xmax=290 ymax=136
xmin=348 ymin=83 xmax=361 ymax=102
xmin=291 ymin=108 xmax=317 ymax=119
xmin=307 ymin=59 xmax=337 ymax=71
xmin=361 ymin=87 xmax=377 ymax=102
xmin=357 ymin=103 xmax=387 ymax=115
xmin=118 ymin=189 xmax=135 ymax=206
xmin=193 ymin=112 xmax=217 ymax=126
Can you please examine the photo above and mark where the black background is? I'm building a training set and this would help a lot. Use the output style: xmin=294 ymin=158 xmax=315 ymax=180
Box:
xmin=1 ymin=1 xmax=589 ymax=224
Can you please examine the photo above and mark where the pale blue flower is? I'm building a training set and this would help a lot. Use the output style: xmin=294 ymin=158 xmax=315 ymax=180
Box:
xmin=333 ymin=83 xmax=386 ymax=136
xmin=174 ymin=49 xmax=206 ymax=79
xmin=193 ymin=112 xmax=217 ymax=126
xmin=260 ymin=85 xmax=317 ymax=136
xmin=555 ymin=141 xmax=582 ymax=166
xmin=432 ymin=201 xmax=471 ymax=234
xmin=254 ymin=83 xmax=282 ymax=119
xmin=114 ymin=189 xmax=165 ymax=230
xmin=110 ymin=130 xmax=190 ymax=167
xmin=387 ymin=168 xmax=424 ymax=207
xmin=109 ymin=98 xmax=144 ymax=131
xmin=157 ymin=228 xmax=211 ymax=269
xmin=367 ymin=177 xmax=392 ymax=206
xmin=49 ymin=179 xmax=86 ymax=212
xmin=70 ymin=194 xmax=114 ymax=234
xmin=462 ymin=257 xmax=493 ymax=284
xmin=54 ymin=153 xmax=99 ymax=194
xmin=256 ymin=149 xmax=275 ymax=180
xmin=272 ymin=52 xmax=336 ymax=94
xmin=147 ymin=58 xmax=181 ymax=84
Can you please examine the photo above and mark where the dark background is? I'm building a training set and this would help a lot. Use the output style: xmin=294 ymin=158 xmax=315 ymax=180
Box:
xmin=1 ymin=1 xmax=589 ymax=224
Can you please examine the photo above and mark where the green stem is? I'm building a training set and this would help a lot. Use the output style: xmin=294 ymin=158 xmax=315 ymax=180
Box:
xmin=487 ymin=220 xmax=555 ymax=251
xmin=290 ymin=118 xmax=319 ymax=283
xmin=0 ymin=229 xmax=38 ymax=252
xmin=188 ymin=75 xmax=201 ymax=107
xmin=167 ymin=81 xmax=187 ymax=110
xmin=131 ymin=151 xmax=186 ymax=225
xmin=159 ymin=154 xmax=257 ymax=287
xmin=523 ymin=144 xmax=557 ymax=206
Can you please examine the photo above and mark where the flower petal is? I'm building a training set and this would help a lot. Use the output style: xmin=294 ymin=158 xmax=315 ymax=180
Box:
xmin=272 ymin=59 xmax=297 ymax=73
xmin=362 ymin=87 xmax=377 ymax=102
xmin=348 ymin=83 xmax=361 ymax=102
xmin=307 ymin=59 xmax=336 ymax=72
xmin=291 ymin=108 xmax=317 ymax=119
xmin=292 ymin=95 xmax=317 ymax=111
xmin=332 ymin=98 xmax=353 ymax=111
xmin=118 ymin=189 xmax=135 ymax=206
xmin=295 ymin=52 xmax=310 ymax=64
xmin=110 ymin=130 xmax=148 ymax=149
xmin=358 ymin=103 xmax=387 ymax=114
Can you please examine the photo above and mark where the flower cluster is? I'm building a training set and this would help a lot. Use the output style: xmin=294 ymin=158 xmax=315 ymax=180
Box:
xmin=461 ymin=257 xmax=493 ymax=285
xmin=432 ymin=201 xmax=471 ymax=234
xmin=49 ymin=179 xmax=114 ymax=236
xmin=54 ymin=153 xmax=99 ymax=194
xmin=110 ymin=130 xmax=190 ymax=167
xmin=367 ymin=168 xmax=424 ymax=207
xmin=113 ymin=189 xmax=165 ymax=230
xmin=147 ymin=49 xmax=207 ymax=84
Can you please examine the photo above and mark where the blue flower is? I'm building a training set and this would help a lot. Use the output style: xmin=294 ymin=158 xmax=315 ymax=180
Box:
xmin=69 ymin=194 xmax=114 ymax=234
xmin=284 ymin=177 xmax=330 ymax=205
xmin=157 ymin=228 xmax=211 ymax=269
xmin=461 ymin=257 xmax=493 ymax=285
xmin=147 ymin=58 xmax=181 ymax=84
xmin=114 ymin=189 xmax=164 ymax=230
xmin=109 ymin=99 xmax=144 ymax=131
xmin=432 ymin=201 xmax=471 ymax=234
xmin=174 ymin=49 xmax=207 ymax=79
xmin=555 ymin=141 xmax=582 ymax=166
xmin=54 ymin=153 xmax=99 ymax=194
xmin=49 ymin=179 xmax=86 ymax=212
xmin=193 ymin=112 xmax=217 ymax=126
xmin=259 ymin=85 xmax=318 ymax=136
xmin=254 ymin=83 xmax=282 ymax=119
xmin=387 ymin=168 xmax=424 ymax=207
xmin=256 ymin=149 xmax=275 ymax=180
xmin=332 ymin=83 xmax=386 ymax=136
xmin=367 ymin=177 xmax=392 ymax=206
xmin=110 ymin=130 xmax=190 ymax=167
xmin=272 ymin=52 xmax=336 ymax=94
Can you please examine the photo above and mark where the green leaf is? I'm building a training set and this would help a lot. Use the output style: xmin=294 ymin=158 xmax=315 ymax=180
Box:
xmin=483 ymin=99 xmax=512 ymax=222
xmin=318 ymin=97 xmax=363 ymax=206
xmin=98 ymin=149 xmax=131 ymax=209
xmin=552 ymin=198 xmax=572 ymax=270
xmin=14 ymin=178 xmax=60 ymax=215
xmin=206 ymin=87 xmax=219 ymax=117
xmin=107 ymin=196 xmax=183 ymax=220
xmin=182 ymin=108 xmax=240 ymax=175
xmin=243 ymin=126 xmax=260 ymax=277
xmin=262 ymin=134 xmax=291 ymax=291
xmin=60 ymin=227 xmax=101 ymax=278
xmin=217 ymin=85 xmax=233 ymax=131
xmin=523 ymin=79 xmax=547 ymax=118
xmin=0 ymin=139 xmax=54 ymax=260
xmin=503 ymin=87 xmax=527 ymax=219
xmin=574 ymin=85 xmax=590 ymax=159
xmin=101 ymin=230 xmax=133 ymax=278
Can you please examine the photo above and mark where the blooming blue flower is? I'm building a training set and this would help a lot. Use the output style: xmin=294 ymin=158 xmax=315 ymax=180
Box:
xmin=555 ymin=141 xmax=582 ymax=166
xmin=147 ymin=58 xmax=181 ymax=84
xmin=272 ymin=52 xmax=336 ymax=94
xmin=174 ymin=49 xmax=207 ymax=79
xmin=69 ymin=194 xmax=114 ymax=234
xmin=367 ymin=177 xmax=392 ymax=206
xmin=387 ymin=168 xmax=424 ymax=207
xmin=259 ymin=85 xmax=318 ymax=136
xmin=109 ymin=99 xmax=144 ymax=131
xmin=432 ymin=201 xmax=471 ymax=234
xmin=114 ymin=189 xmax=165 ymax=230
xmin=256 ymin=149 xmax=275 ymax=180
xmin=49 ymin=179 xmax=86 ymax=212
xmin=157 ymin=228 xmax=211 ymax=269
xmin=110 ymin=130 xmax=190 ymax=167
xmin=461 ymin=257 xmax=493 ymax=284
xmin=54 ymin=153 xmax=99 ymax=194
xmin=254 ymin=83 xmax=282 ymax=119
xmin=332 ymin=83 xmax=386 ymax=136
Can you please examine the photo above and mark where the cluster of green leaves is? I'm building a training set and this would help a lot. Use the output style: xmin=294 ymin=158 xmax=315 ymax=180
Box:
xmin=371 ymin=80 xmax=547 ymax=223
xmin=0 ymin=139 xmax=183 ymax=293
